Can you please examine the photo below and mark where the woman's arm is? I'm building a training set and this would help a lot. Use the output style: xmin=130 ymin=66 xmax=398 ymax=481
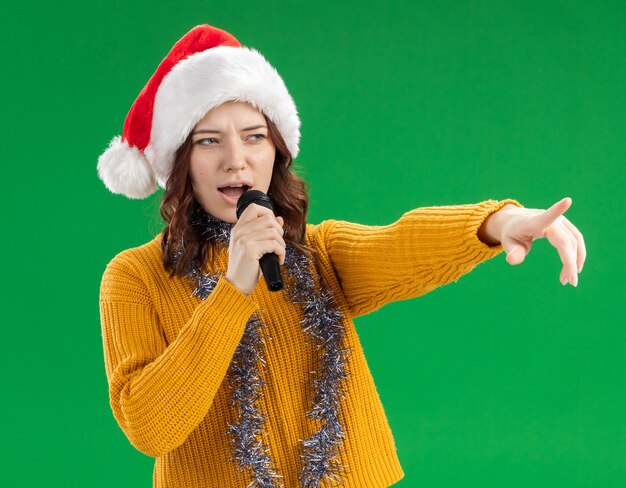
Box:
xmin=310 ymin=199 xmax=523 ymax=318
xmin=100 ymin=255 xmax=258 ymax=457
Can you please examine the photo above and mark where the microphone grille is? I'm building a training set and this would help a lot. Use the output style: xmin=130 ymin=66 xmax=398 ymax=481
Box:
xmin=236 ymin=189 xmax=274 ymax=219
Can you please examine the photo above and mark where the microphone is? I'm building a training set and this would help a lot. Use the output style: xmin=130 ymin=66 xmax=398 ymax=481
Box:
xmin=236 ymin=190 xmax=284 ymax=292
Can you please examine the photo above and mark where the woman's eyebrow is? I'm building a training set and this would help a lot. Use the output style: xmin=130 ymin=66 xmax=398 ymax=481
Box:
xmin=192 ymin=125 xmax=267 ymax=135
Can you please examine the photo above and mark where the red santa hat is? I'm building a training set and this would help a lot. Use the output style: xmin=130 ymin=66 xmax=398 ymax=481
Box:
xmin=97 ymin=24 xmax=301 ymax=199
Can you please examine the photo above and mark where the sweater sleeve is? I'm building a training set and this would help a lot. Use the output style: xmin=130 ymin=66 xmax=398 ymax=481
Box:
xmin=99 ymin=254 xmax=259 ymax=458
xmin=316 ymin=199 xmax=523 ymax=318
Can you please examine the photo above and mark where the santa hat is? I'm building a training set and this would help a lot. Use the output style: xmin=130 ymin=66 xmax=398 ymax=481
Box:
xmin=97 ymin=24 xmax=301 ymax=199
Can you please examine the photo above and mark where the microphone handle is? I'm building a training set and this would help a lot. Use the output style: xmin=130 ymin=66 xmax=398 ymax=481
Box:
xmin=260 ymin=252 xmax=283 ymax=291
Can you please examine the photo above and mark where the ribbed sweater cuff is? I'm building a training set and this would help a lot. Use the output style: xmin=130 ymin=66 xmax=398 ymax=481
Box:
xmin=194 ymin=275 xmax=260 ymax=325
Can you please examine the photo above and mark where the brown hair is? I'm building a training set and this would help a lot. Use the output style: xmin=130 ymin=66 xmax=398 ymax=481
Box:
xmin=159 ymin=113 xmax=316 ymax=278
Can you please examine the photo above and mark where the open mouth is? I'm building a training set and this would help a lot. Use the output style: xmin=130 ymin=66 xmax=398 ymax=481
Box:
xmin=218 ymin=185 xmax=251 ymax=200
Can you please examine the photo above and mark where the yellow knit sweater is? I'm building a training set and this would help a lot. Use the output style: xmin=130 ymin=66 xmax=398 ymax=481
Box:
xmin=99 ymin=198 xmax=522 ymax=487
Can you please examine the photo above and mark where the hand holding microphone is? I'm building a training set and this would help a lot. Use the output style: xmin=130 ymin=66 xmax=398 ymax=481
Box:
xmin=224 ymin=190 xmax=285 ymax=295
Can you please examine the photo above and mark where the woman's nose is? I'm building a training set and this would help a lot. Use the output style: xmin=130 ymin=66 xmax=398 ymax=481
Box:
xmin=223 ymin=140 xmax=246 ymax=170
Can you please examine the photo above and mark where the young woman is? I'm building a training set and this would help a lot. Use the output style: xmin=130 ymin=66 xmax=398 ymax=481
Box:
xmin=97 ymin=24 xmax=586 ymax=488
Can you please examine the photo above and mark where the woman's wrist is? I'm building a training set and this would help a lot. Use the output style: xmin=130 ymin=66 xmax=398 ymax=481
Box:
xmin=477 ymin=203 xmax=519 ymax=246
xmin=224 ymin=273 xmax=252 ymax=296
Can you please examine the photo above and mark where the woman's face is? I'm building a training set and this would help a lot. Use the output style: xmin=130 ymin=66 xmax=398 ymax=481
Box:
xmin=189 ymin=100 xmax=276 ymax=223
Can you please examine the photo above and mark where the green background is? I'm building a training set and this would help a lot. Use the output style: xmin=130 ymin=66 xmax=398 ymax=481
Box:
xmin=1 ymin=0 xmax=623 ymax=486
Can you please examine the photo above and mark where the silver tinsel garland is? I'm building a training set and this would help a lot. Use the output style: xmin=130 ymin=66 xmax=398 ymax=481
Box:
xmin=171 ymin=207 xmax=352 ymax=487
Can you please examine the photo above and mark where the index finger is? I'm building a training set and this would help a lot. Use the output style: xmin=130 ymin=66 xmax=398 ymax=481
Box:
xmin=529 ymin=197 xmax=572 ymax=235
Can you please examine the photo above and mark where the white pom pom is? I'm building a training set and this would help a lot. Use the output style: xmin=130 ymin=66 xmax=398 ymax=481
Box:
xmin=97 ymin=136 xmax=158 ymax=199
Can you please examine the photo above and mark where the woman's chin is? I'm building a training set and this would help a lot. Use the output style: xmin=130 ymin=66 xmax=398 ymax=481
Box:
xmin=222 ymin=208 xmax=238 ymax=224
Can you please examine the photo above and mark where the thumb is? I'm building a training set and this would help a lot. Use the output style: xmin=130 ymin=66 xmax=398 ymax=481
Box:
xmin=505 ymin=244 xmax=526 ymax=265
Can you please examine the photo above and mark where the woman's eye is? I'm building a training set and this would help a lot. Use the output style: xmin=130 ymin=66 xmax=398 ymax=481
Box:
xmin=196 ymin=135 xmax=265 ymax=145
xmin=197 ymin=138 xmax=217 ymax=145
